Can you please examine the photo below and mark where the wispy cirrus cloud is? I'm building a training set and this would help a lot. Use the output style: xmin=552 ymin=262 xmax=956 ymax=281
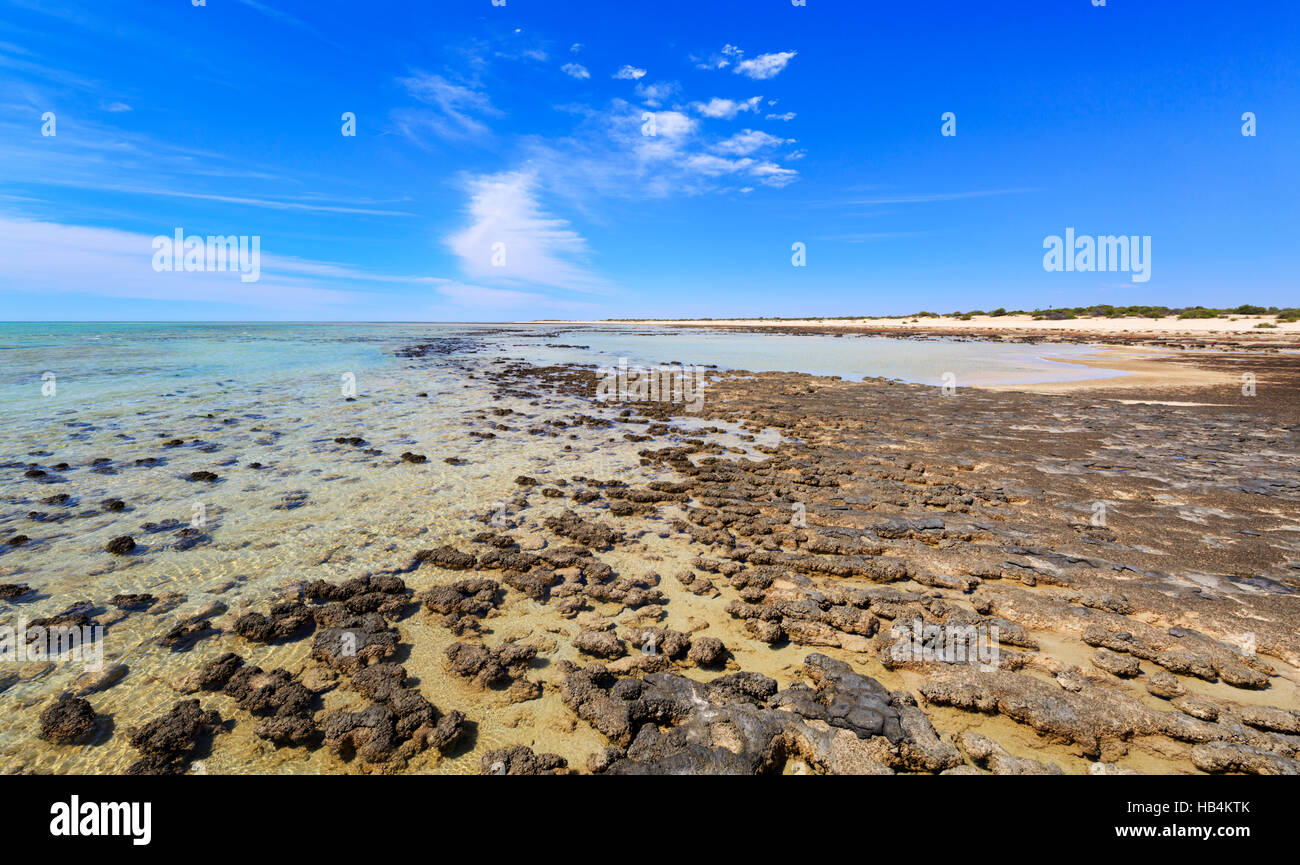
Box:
xmin=714 ymin=129 xmax=793 ymax=156
xmin=634 ymin=80 xmax=679 ymax=107
xmin=826 ymin=188 xmax=1037 ymax=207
xmin=561 ymin=62 xmax=590 ymax=79
xmin=446 ymin=171 xmax=610 ymax=294
xmin=0 ymin=214 xmax=577 ymax=319
xmin=33 ymin=179 xmax=415 ymax=216
xmin=0 ymin=216 xmax=381 ymax=310
xmin=693 ymin=44 xmax=744 ymax=70
xmin=394 ymin=71 xmax=501 ymax=143
xmin=0 ymin=106 xmax=415 ymax=221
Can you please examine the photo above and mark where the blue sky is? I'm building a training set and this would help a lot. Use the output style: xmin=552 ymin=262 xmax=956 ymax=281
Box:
xmin=0 ymin=0 xmax=1295 ymax=321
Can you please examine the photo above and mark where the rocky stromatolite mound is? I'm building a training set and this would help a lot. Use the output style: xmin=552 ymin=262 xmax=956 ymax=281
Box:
xmin=543 ymin=510 xmax=622 ymax=550
xmin=563 ymin=653 xmax=960 ymax=774
xmin=311 ymin=612 xmax=400 ymax=673
xmin=412 ymin=545 xmax=477 ymax=570
xmin=686 ymin=636 xmax=728 ymax=667
xmin=224 ymin=664 xmax=320 ymax=747
xmin=232 ymin=600 xmax=314 ymax=643
xmin=305 ymin=574 xmax=412 ymax=618
xmin=105 ymin=535 xmax=136 ymax=555
xmin=418 ymin=578 xmax=501 ymax=634
xmin=110 ymin=593 xmax=155 ymax=611
xmin=38 ymin=696 xmax=98 ymax=744
xmin=125 ymin=700 xmax=223 ymax=775
xmin=157 ymin=614 xmax=215 ymax=650
xmin=191 ymin=651 xmax=246 ymax=691
xmin=322 ymin=662 xmax=466 ymax=770
xmin=444 ymin=641 xmax=539 ymax=701
xmin=918 ymin=664 xmax=1300 ymax=768
xmin=480 ymin=745 xmax=569 ymax=775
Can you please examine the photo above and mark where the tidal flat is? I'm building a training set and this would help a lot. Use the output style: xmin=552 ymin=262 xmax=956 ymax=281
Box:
xmin=2 ymin=324 xmax=1297 ymax=775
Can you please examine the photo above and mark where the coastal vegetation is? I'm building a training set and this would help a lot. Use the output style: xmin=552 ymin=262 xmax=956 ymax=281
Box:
xmin=605 ymin=305 xmax=1299 ymax=323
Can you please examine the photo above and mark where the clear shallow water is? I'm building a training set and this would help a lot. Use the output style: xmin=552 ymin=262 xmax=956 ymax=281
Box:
xmin=1 ymin=322 xmax=1123 ymax=415
xmin=499 ymin=325 xmax=1127 ymax=387
xmin=0 ymin=323 xmax=1126 ymax=774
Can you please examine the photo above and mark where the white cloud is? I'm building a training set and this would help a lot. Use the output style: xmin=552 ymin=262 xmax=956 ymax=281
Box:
xmin=519 ymin=99 xmax=798 ymax=201
xmin=561 ymin=63 xmax=591 ymax=79
xmin=684 ymin=154 xmax=754 ymax=176
xmin=696 ymin=45 xmax=795 ymax=79
xmin=0 ymin=217 xmax=388 ymax=310
xmin=766 ymin=111 xmax=797 ymax=121
xmin=234 ymin=0 xmax=337 ymax=45
xmin=695 ymin=44 xmax=743 ymax=70
xmin=47 ymin=183 xmax=415 ymax=216
xmin=446 ymin=171 xmax=608 ymax=293
xmin=570 ymin=43 xmax=584 ymax=53
xmin=735 ymin=51 xmax=796 ymax=80
xmin=714 ymin=129 xmax=792 ymax=156
xmin=750 ymin=161 xmax=799 ymax=187
xmin=646 ymin=110 xmax=698 ymax=138
xmin=690 ymin=96 xmax=762 ymax=119
xmin=635 ymin=80 xmax=679 ymax=107
xmin=101 ymin=101 xmax=132 ymax=112
xmin=395 ymin=71 xmax=499 ymax=141
xmin=613 ymin=65 xmax=647 ymax=80
xmin=0 ymin=215 xmax=603 ymax=320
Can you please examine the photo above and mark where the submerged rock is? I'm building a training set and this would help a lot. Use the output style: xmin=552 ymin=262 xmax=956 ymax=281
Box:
xmin=232 ymin=601 xmax=314 ymax=643
xmin=126 ymin=700 xmax=223 ymax=775
xmin=110 ymin=593 xmax=155 ymax=611
xmin=38 ymin=696 xmax=98 ymax=744
xmin=306 ymin=574 xmax=411 ymax=617
xmin=105 ymin=535 xmax=136 ymax=555
xmin=413 ymin=545 xmax=477 ymax=570
xmin=71 ymin=663 xmax=128 ymax=697
xmin=480 ymin=746 xmax=568 ymax=775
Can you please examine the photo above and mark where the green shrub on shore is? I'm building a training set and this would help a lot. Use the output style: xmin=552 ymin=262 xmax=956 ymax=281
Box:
xmin=600 ymin=304 xmax=1297 ymax=323
xmin=902 ymin=304 xmax=1294 ymax=322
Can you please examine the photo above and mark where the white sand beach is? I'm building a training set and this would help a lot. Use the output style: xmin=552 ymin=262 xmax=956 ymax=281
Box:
xmin=536 ymin=314 xmax=1300 ymax=338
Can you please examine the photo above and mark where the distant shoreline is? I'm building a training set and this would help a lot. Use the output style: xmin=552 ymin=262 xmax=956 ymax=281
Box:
xmin=528 ymin=313 xmax=1300 ymax=340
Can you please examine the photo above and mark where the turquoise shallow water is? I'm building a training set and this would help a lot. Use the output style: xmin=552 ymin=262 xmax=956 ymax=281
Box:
xmin=0 ymin=322 xmax=1123 ymax=417
xmin=504 ymin=325 xmax=1126 ymax=386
